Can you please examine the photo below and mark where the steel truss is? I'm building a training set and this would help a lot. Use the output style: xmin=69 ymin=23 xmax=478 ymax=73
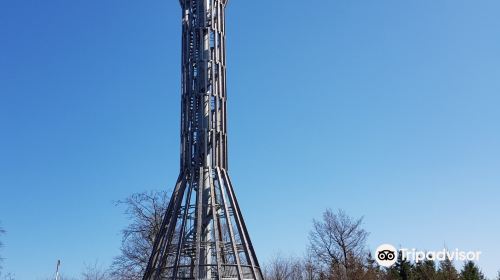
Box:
xmin=143 ymin=0 xmax=263 ymax=279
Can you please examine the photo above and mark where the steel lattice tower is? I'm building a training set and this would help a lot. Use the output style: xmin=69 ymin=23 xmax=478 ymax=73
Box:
xmin=143 ymin=0 xmax=263 ymax=279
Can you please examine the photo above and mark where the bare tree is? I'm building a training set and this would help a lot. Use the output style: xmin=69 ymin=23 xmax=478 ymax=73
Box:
xmin=303 ymin=252 xmax=321 ymax=280
xmin=264 ymin=254 xmax=304 ymax=280
xmin=110 ymin=191 xmax=169 ymax=280
xmin=309 ymin=209 xmax=369 ymax=280
xmin=81 ymin=261 xmax=109 ymax=280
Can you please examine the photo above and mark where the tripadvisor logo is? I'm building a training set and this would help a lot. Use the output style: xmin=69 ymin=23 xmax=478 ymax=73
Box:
xmin=375 ymin=244 xmax=398 ymax=267
xmin=375 ymin=244 xmax=482 ymax=267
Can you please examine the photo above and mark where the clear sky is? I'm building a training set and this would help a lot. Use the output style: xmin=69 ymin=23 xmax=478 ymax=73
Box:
xmin=1 ymin=0 xmax=499 ymax=279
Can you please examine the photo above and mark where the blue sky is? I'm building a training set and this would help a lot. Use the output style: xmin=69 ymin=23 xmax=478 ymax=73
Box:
xmin=1 ymin=0 xmax=499 ymax=279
